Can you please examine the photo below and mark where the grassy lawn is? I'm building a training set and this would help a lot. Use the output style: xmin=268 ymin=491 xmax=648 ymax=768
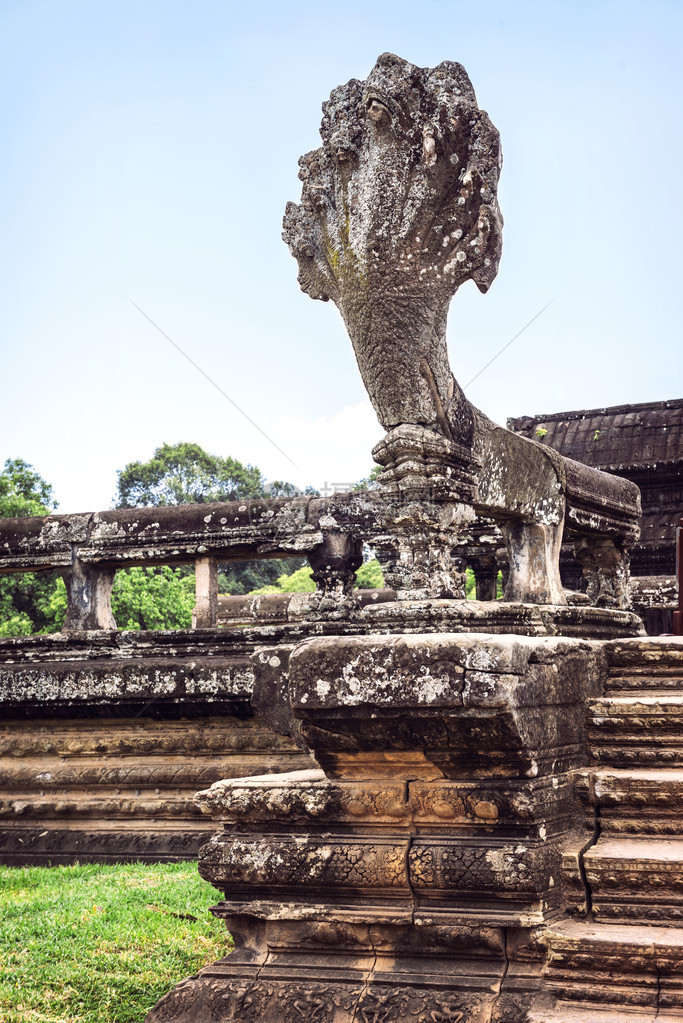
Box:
xmin=0 ymin=861 xmax=229 ymax=1023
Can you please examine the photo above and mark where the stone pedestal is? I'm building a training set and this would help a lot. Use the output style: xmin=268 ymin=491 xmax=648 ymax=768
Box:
xmin=371 ymin=424 xmax=478 ymax=601
xmin=147 ymin=632 xmax=604 ymax=1023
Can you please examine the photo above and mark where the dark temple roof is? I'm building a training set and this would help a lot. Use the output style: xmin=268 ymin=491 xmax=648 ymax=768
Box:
xmin=508 ymin=398 xmax=683 ymax=474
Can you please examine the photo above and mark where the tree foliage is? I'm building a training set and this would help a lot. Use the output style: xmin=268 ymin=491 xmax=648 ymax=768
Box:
xmin=0 ymin=459 xmax=60 ymax=637
xmin=115 ymin=443 xmax=309 ymax=595
xmin=0 ymin=458 xmax=57 ymax=518
xmin=251 ymin=565 xmax=316 ymax=594
xmin=251 ymin=559 xmax=384 ymax=595
xmin=355 ymin=558 xmax=384 ymax=589
xmin=116 ymin=442 xmax=266 ymax=508
xmin=351 ymin=465 xmax=382 ymax=491
xmin=217 ymin=560 xmax=303 ymax=596
xmin=111 ymin=568 xmax=195 ymax=630
xmin=37 ymin=568 xmax=196 ymax=632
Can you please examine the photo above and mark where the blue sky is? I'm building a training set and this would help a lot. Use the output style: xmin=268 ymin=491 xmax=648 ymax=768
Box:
xmin=1 ymin=0 xmax=681 ymax=511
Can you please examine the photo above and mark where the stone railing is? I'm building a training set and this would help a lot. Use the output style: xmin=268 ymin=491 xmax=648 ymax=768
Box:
xmin=0 ymin=492 xmax=384 ymax=631
xmin=0 ymin=487 xmax=648 ymax=636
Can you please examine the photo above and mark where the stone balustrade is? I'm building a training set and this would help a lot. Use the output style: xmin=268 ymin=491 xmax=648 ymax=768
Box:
xmin=0 ymin=483 xmax=645 ymax=641
xmin=0 ymin=492 xmax=384 ymax=631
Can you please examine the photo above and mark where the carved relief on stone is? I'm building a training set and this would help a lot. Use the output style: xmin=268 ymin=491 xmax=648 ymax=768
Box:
xmin=356 ymin=988 xmax=471 ymax=1022
xmin=200 ymin=834 xmax=409 ymax=892
xmin=409 ymin=840 xmax=553 ymax=894
xmin=573 ymin=535 xmax=632 ymax=609
xmin=372 ymin=491 xmax=472 ymax=599
xmin=409 ymin=777 xmax=573 ymax=829
xmin=263 ymin=983 xmax=360 ymax=1023
xmin=409 ymin=784 xmax=502 ymax=824
xmin=195 ymin=771 xmax=409 ymax=826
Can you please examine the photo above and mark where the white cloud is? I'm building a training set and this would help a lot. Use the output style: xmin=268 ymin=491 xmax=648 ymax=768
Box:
xmin=270 ymin=401 xmax=383 ymax=493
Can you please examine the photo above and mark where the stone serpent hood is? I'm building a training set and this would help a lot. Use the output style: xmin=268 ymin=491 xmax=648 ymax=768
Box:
xmin=283 ymin=52 xmax=503 ymax=434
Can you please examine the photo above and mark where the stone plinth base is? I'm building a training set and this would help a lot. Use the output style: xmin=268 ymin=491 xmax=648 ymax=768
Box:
xmin=146 ymin=636 xmax=683 ymax=1022
xmin=147 ymin=917 xmax=536 ymax=1023
xmin=215 ymin=596 xmax=644 ymax=641
xmin=147 ymin=632 xmax=602 ymax=1022
xmin=363 ymin=599 xmax=644 ymax=640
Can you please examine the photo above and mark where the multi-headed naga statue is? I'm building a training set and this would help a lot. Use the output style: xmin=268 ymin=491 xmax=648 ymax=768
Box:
xmin=284 ymin=53 xmax=640 ymax=608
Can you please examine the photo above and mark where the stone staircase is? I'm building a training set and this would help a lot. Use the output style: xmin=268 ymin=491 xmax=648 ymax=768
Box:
xmin=532 ymin=638 xmax=683 ymax=1020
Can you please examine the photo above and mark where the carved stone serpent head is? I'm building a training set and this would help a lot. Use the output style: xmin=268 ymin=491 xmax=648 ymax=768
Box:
xmin=283 ymin=52 xmax=503 ymax=439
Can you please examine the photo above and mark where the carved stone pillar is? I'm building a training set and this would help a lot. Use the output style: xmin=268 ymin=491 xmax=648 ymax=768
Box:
xmin=573 ymin=536 xmax=631 ymax=609
xmin=469 ymin=554 xmax=498 ymax=602
xmin=288 ymin=533 xmax=365 ymax=624
xmin=500 ymin=518 xmax=566 ymax=605
xmin=371 ymin=424 xmax=477 ymax=600
xmin=193 ymin=557 xmax=218 ymax=628
xmin=307 ymin=532 xmax=363 ymax=598
xmin=373 ymin=506 xmax=469 ymax=600
xmin=62 ymin=556 xmax=116 ymax=631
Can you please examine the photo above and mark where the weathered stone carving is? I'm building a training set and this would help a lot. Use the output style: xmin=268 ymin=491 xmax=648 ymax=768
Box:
xmin=147 ymin=632 xmax=600 ymax=1021
xmin=284 ymin=53 xmax=641 ymax=607
xmin=148 ymin=632 xmax=683 ymax=1023
xmin=0 ymin=49 xmax=675 ymax=1023
xmin=283 ymin=52 xmax=502 ymax=440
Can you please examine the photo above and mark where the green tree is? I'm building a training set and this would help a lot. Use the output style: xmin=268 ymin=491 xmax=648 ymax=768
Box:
xmin=352 ymin=465 xmax=382 ymax=491
xmin=116 ymin=442 xmax=266 ymax=507
xmin=267 ymin=481 xmax=321 ymax=498
xmin=252 ymin=565 xmax=316 ymax=594
xmin=111 ymin=567 xmax=195 ymax=630
xmin=355 ymin=558 xmax=384 ymax=589
xmin=114 ymin=442 xmax=311 ymax=595
xmin=251 ymin=559 xmax=384 ymax=595
xmin=0 ymin=459 xmax=61 ymax=637
xmin=0 ymin=458 xmax=57 ymax=518
xmin=218 ymin=560 xmax=303 ymax=595
xmin=35 ymin=568 xmax=196 ymax=632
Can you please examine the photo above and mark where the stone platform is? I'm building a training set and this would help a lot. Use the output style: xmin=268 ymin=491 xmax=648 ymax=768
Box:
xmin=0 ymin=600 xmax=641 ymax=866
xmin=0 ymin=629 xmax=312 ymax=865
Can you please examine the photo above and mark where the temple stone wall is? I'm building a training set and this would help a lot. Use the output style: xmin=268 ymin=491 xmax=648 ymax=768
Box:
xmin=3 ymin=45 xmax=681 ymax=1020
xmin=0 ymin=630 xmax=313 ymax=865
xmin=0 ymin=596 xmax=642 ymax=865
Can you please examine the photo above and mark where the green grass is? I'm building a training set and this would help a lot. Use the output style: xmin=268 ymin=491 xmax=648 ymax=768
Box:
xmin=0 ymin=861 xmax=229 ymax=1023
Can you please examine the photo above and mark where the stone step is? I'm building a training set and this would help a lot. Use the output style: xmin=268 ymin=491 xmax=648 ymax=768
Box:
xmin=588 ymin=696 xmax=683 ymax=767
xmin=576 ymin=768 xmax=683 ymax=835
xmin=605 ymin=640 xmax=683 ymax=696
xmin=528 ymin=1007 xmax=674 ymax=1021
xmin=583 ymin=837 xmax=683 ymax=924
xmin=530 ymin=918 xmax=683 ymax=1018
xmin=607 ymin=673 xmax=683 ymax=695
xmin=607 ymin=639 xmax=683 ymax=672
